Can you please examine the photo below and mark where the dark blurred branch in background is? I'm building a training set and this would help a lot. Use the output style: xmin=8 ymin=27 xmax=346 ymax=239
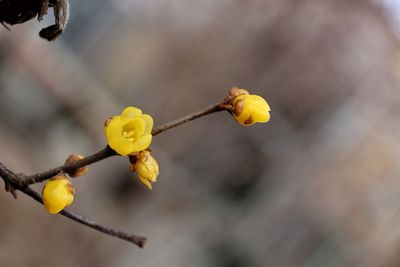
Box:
xmin=0 ymin=0 xmax=70 ymax=40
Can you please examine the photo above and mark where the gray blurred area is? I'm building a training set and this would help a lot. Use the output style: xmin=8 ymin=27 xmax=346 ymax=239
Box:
xmin=1 ymin=0 xmax=400 ymax=266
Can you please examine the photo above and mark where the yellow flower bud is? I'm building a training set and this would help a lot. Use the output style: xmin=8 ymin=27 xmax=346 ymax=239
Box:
xmin=130 ymin=150 xmax=159 ymax=190
xmin=42 ymin=175 xmax=75 ymax=214
xmin=65 ymin=154 xmax=88 ymax=177
xmin=232 ymin=93 xmax=270 ymax=126
xmin=104 ymin=107 xmax=153 ymax=156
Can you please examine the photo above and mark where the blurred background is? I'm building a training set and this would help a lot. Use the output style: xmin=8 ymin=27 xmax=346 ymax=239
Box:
xmin=1 ymin=0 xmax=400 ymax=266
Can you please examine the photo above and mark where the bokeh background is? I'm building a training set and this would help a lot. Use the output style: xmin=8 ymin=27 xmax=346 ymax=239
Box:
xmin=2 ymin=0 xmax=400 ymax=266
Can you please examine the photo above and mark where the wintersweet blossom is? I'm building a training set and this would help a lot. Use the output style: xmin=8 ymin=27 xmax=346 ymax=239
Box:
xmin=105 ymin=107 xmax=153 ymax=156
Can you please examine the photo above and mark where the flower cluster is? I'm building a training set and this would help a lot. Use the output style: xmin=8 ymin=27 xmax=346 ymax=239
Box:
xmin=105 ymin=107 xmax=159 ymax=189
xmin=41 ymin=89 xmax=270 ymax=214
xmin=42 ymin=107 xmax=160 ymax=214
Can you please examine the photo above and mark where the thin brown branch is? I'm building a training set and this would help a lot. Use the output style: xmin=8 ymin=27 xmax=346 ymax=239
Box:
xmin=0 ymin=163 xmax=146 ymax=248
xmin=0 ymin=100 xmax=228 ymax=247
xmin=21 ymin=101 xmax=226 ymax=186
xmin=151 ymin=102 xmax=225 ymax=136
xmin=23 ymin=186 xmax=146 ymax=247
xmin=21 ymin=146 xmax=117 ymax=186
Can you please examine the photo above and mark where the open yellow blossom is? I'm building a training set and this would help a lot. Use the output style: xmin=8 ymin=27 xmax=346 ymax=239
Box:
xmin=105 ymin=107 xmax=153 ymax=156
xmin=130 ymin=150 xmax=159 ymax=190
xmin=232 ymin=94 xmax=270 ymax=126
xmin=42 ymin=175 xmax=75 ymax=214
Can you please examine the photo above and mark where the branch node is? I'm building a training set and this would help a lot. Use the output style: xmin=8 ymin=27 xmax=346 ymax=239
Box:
xmin=4 ymin=180 xmax=17 ymax=199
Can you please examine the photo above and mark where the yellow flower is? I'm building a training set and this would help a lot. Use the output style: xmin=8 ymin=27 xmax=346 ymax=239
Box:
xmin=130 ymin=150 xmax=159 ymax=190
xmin=105 ymin=107 xmax=153 ymax=156
xmin=42 ymin=175 xmax=75 ymax=214
xmin=232 ymin=94 xmax=270 ymax=126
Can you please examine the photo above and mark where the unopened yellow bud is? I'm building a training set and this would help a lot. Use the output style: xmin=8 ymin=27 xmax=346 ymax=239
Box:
xmin=232 ymin=93 xmax=270 ymax=126
xmin=65 ymin=154 xmax=88 ymax=177
xmin=42 ymin=175 xmax=75 ymax=214
xmin=130 ymin=150 xmax=159 ymax=190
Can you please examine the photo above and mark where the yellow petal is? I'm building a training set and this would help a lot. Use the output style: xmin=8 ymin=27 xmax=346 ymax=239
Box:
xmin=135 ymin=155 xmax=159 ymax=181
xmin=42 ymin=179 xmax=74 ymax=214
xmin=245 ymin=94 xmax=268 ymax=106
xmin=247 ymin=105 xmax=268 ymax=122
xmin=136 ymin=134 xmax=153 ymax=152
xmin=255 ymin=110 xmax=270 ymax=123
xmin=233 ymin=94 xmax=245 ymax=105
xmin=127 ymin=135 xmax=151 ymax=153
xmin=108 ymin=136 xmax=134 ymax=156
xmin=64 ymin=192 xmax=74 ymax=208
xmin=130 ymin=118 xmax=146 ymax=136
xmin=235 ymin=110 xmax=253 ymax=125
xmin=104 ymin=116 xmax=122 ymax=140
xmin=139 ymin=176 xmax=153 ymax=190
xmin=247 ymin=94 xmax=268 ymax=106
xmin=233 ymin=94 xmax=270 ymax=125
xmin=121 ymin=107 xmax=142 ymax=119
xmin=142 ymin=114 xmax=154 ymax=135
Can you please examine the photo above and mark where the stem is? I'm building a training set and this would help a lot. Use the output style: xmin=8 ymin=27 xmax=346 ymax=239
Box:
xmin=22 ymin=102 xmax=225 ymax=186
xmin=21 ymin=146 xmax=116 ymax=186
xmin=0 ymin=163 xmax=145 ymax=248
xmin=151 ymin=102 xmax=224 ymax=136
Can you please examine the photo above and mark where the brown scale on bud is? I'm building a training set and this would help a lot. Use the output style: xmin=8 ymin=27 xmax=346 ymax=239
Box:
xmin=244 ymin=116 xmax=254 ymax=125
xmin=50 ymin=173 xmax=68 ymax=181
xmin=224 ymin=87 xmax=249 ymax=104
xmin=104 ymin=117 xmax=113 ymax=128
xmin=65 ymin=154 xmax=88 ymax=178
xmin=229 ymin=87 xmax=249 ymax=97
xmin=233 ymin=99 xmax=244 ymax=116
xmin=65 ymin=182 xmax=76 ymax=195
xmin=222 ymin=87 xmax=250 ymax=112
